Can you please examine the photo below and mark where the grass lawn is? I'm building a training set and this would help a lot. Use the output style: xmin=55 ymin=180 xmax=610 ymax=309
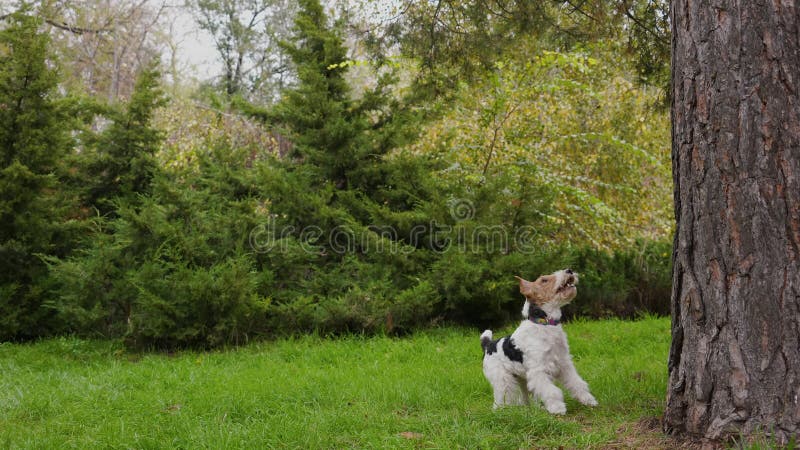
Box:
xmin=0 ymin=317 xmax=671 ymax=449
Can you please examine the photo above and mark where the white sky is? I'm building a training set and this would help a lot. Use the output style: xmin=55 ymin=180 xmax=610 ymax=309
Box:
xmin=165 ymin=1 xmax=401 ymax=84
xmin=168 ymin=5 xmax=220 ymax=82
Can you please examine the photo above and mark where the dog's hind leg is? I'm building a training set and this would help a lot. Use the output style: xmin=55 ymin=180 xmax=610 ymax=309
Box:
xmin=515 ymin=376 xmax=530 ymax=406
xmin=490 ymin=373 xmax=527 ymax=408
xmin=484 ymin=362 xmax=525 ymax=408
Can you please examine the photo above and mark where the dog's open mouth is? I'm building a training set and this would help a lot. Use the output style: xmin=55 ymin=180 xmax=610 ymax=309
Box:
xmin=556 ymin=274 xmax=577 ymax=293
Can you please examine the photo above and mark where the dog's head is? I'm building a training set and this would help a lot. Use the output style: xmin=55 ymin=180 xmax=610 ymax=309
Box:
xmin=515 ymin=269 xmax=578 ymax=308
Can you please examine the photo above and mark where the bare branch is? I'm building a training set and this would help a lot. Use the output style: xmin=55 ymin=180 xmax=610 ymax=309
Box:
xmin=0 ymin=13 xmax=113 ymax=34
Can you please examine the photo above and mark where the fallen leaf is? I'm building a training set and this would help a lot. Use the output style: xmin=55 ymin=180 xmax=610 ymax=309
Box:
xmin=164 ymin=404 xmax=182 ymax=413
xmin=398 ymin=432 xmax=423 ymax=440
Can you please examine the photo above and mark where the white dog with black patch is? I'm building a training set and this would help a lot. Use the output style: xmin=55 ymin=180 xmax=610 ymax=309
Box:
xmin=480 ymin=269 xmax=597 ymax=414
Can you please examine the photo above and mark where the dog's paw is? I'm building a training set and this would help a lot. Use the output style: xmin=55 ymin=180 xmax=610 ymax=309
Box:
xmin=544 ymin=401 xmax=567 ymax=415
xmin=577 ymin=393 xmax=598 ymax=407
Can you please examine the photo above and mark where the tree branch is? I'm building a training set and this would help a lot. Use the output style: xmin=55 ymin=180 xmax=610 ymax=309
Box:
xmin=0 ymin=13 xmax=113 ymax=34
xmin=44 ymin=18 xmax=113 ymax=34
xmin=620 ymin=2 xmax=669 ymax=46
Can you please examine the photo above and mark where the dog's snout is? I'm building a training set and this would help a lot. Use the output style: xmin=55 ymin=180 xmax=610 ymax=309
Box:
xmin=565 ymin=269 xmax=573 ymax=274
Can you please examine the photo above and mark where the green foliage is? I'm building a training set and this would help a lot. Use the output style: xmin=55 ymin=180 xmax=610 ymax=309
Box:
xmin=46 ymin=62 xmax=173 ymax=342
xmin=380 ymin=0 xmax=670 ymax=98
xmin=83 ymin=62 xmax=167 ymax=215
xmin=272 ymin=0 xmax=373 ymax=186
xmin=0 ymin=0 xmax=674 ymax=347
xmin=411 ymin=44 xmax=672 ymax=249
xmin=0 ymin=12 xmax=79 ymax=340
xmin=625 ymin=0 xmax=670 ymax=88
xmin=566 ymin=240 xmax=673 ymax=318
xmin=426 ymin=240 xmax=672 ymax=328
xmin=50 ymin=148 xmax=274 ymax=348
xmin=43 ymin=226 xmax=131 ymax=336
xmin=392 ymin=0 xmax=554 ymax=94
xmin=235 ymin=0 xmax=446 ymax=338
xmin=126 ymin=254 xmax=268 ymax=348
xmin=155 ymin=96 xmax=279 ymax=172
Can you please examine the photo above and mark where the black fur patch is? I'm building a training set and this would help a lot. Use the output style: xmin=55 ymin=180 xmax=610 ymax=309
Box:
xmin=482 ymin=337 xmax=498 ymax=355
xmin=502 ymin=337 xmax=524 ymax=363
xmin=528 ymin=305 xmax=548 ymax=321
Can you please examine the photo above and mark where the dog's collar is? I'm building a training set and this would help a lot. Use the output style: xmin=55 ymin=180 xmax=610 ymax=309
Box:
xmin=531 ymin=317 xmax=561 ymax=326
xmin=528 ymin=306 xmax=561 ymax=326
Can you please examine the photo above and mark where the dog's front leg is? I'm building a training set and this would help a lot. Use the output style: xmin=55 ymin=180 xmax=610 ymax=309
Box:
xmin=559 ymin=358 xmax=598 ymax=407
xmin=525 ymin=369 xmax=566 ymax=415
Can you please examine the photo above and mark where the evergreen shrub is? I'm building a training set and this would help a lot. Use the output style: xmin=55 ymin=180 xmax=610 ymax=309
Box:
xmin=50 ymin=149 xmax=275 ymax=348
xmin=425 ymin=240 xmax=672 ymax=328
xmin=566 ymin=240 xmax=672 ymax=318
xmin=0 ymin=13 xmax=82 ymax=340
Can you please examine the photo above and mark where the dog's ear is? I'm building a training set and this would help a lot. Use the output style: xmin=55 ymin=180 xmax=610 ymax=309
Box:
xmin=515 ymin=276 xmax=533 ymax=297
xmin=516 ymin=276 xmax=542 ymax=304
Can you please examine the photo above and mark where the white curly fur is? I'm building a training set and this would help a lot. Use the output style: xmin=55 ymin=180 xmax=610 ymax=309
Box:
xmin=481 ymin=269 xmax=597 ymax=414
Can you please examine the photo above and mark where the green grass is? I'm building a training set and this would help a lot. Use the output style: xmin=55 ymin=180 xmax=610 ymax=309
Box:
xmin=0 ymin=317 xmax=671 ymax=449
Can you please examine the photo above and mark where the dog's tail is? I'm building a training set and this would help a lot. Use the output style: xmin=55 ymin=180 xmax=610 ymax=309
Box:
xmin=480 ymin=330 xmax=493 ymax=353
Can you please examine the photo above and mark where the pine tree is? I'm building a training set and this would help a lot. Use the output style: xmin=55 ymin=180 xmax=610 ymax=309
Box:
xmin=269 ymin=0 xmax=432 ymax=205
xmin=0 ymin=12 xmax=76 ymax=339
xmin=238 ymin=0 xmax=445 ymax=335
xmin=272 ymin=0 xmax=370 ymax=189
xmin=85 ymin=62 xmax=167 ymax=215
xmin=45 ymin=63 xmax=169 ymax=339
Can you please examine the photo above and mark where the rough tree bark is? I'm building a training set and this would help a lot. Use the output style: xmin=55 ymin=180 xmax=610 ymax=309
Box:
xmin=666 ymin=0 xmax=800 ymax=444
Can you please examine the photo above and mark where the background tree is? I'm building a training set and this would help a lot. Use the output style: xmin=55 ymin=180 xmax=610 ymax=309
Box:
xmin=189 ymin=0 xmax=294 ymax=102
xmin=357 ymin=0 xmax=670 ymax=98
xmin=410 ymin=47 xmax=671 ymax=249
xmin=0 ymin=12 xmax=78 ymax=340
xmin=4 ymin=0 xmax=173 ymax=102
xmin=665 ymin=0 xmax=800 ymax=444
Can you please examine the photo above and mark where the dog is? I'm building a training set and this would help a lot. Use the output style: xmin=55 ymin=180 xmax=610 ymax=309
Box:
xmin=480 ymin=269 xmax=597 ymax=414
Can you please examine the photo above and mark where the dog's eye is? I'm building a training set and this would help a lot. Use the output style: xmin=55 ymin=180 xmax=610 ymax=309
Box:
xmin=542 ymin=279 xmax=549 ymax=283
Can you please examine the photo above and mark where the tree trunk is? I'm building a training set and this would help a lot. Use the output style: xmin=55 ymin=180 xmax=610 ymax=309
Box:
xmin=666 ymin=0 xmax=800 ymax=444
